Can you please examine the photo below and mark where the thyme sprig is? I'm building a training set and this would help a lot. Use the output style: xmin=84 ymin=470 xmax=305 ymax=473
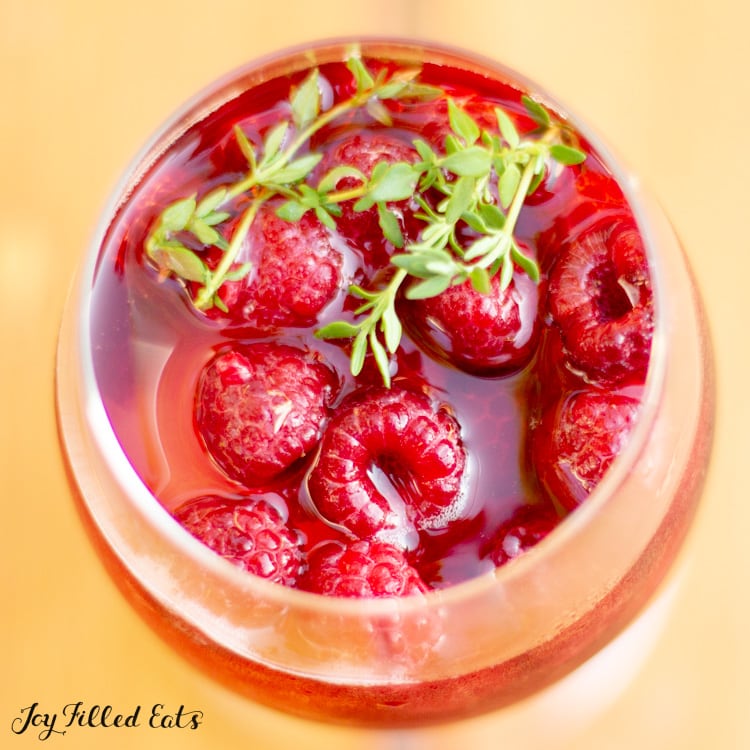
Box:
xmin=143 ymin=55 xmax=585 ymax=387
xmin=316 ymin=95 xmax=585 ymax=385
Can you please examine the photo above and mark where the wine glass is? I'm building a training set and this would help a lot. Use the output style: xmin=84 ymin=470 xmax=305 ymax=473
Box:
xmin=55 ymin=38 xmax=713 ymax=737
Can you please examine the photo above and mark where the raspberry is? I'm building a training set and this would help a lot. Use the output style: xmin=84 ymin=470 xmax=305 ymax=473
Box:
xmin=483 ymin=502 xmax=560 ymax=567
xmin=317 ymin=131 xmax=420 ymax=266
xmin=207 ymin=202 xmax=343 ymax=330
xmin=195 ymin=343 xmax=337 ymax=486
xmin=302 ymin=539 xmax=429 ymax=598
xmin=547 ymin=219 xmax=653 ymax=385
xmin=530 ymin=389 xmax=641 ymax=511
xmin=402 ymin=268 xmax=541 ymax=376
xmin=306 ymin=387 xmax=467 ymax=548
xmin=173 ymin=495 xmax=305 ymax=586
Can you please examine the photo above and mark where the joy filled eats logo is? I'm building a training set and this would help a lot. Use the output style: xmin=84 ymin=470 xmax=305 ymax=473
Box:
xmin=10 ymin=701 xmax=203 ymax=741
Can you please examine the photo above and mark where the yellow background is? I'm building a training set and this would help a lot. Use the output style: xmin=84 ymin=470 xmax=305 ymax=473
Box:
xmin=1 ymin=1 xmax=745 ymax=748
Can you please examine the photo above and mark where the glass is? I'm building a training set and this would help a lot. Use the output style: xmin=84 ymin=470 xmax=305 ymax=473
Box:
xmin=55 ymin=38 xmax=714 ymax=728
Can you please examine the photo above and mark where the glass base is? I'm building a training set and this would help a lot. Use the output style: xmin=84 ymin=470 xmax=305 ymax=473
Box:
xmin=394 ymin=566 xmax=683 ymax=747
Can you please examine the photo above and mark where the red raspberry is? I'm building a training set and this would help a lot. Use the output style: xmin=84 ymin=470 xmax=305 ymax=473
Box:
xmin=306 ymin=387 xmax=467 ymax=548
xmin=401 ymin=268 xmax=541 ymax=376
xmin=302 ymin=539 xmax=429 ymax=598
xmin=547 ymin=219 xmax=653 ymax=385
xmin=195 ymin=343 xmax=338 ymax=486
xmin=317 ymin=131 xmax=420 ymax=266
xmin=530 ymin=389 xmax=641 ymax=511
xmin=484 ymin=502 xmax=560 ymax=567
xmin=173 ymin=495 xmax=305 ymax=586
xmin=206 ymin=202 xmax=343 ymax=330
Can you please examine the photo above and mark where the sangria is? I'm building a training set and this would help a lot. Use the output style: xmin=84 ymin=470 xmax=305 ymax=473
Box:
xmin=56 ymin=38 xmax=713 ymax=726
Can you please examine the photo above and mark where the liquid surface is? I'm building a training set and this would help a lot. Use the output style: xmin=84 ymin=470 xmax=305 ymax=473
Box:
xmin=90 ymin=55 xmax=645 ymax=589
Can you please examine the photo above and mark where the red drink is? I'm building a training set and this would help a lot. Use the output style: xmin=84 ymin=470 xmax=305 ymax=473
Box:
xmin=56 ymin=39 xmax=713 ymax=726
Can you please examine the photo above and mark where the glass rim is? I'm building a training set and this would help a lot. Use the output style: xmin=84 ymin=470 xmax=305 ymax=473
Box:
xmin=65 ymin=35 xmax=669 ymax=619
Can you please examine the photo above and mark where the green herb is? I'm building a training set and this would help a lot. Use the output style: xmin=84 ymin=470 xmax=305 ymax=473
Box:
xmin=317 ymin=96 xmax=585 ymax=385
xmin=144 ymin=55 xmax=585 ymax=387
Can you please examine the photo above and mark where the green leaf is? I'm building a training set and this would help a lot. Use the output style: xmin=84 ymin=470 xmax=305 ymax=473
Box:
xmin=161 ymin=197 xmax=196 ymax=232
xmin=376 ymin=80 xmax=408 ymax=100
xmin=262 ymin=122 xmax=289 ymax=162
xmin=419 ymin=220 xmax=451 ymax=245
xmin=291 ymin=69 xmax=321 ymax=129
xmin=414 ymin=138 xmax=437 ymax=163
xmin=424 ymin=257 xmax=458 ymax=276
xmin=223 ymin=262 xmax=252 ymax=282
xmin=233 ymin=126 xmax=257 ymax=169
xmin=201 ymin=210 xmax=231 ymax=227
xmin=499 ymin=254 xmax=514 ymax=290
xmin=275 ymin=200 xmax=308 ymax=222
xmin=448 ymin=99 xmax=480 ymax=144
xmin=444 ymin=133 xmax=461 ymax=154
xmin=349 ymin=284 xmax=379 ymax=301
xmin=390 ymin=252 xmax=430 ymax=277
xmin=377 ymin=68 xmax=440 ymax=102
xmin=353 ymin=299 xmax=377 ymax=316
xmin=392 ymin=249 xmax=454 ymax=278
xmin=369 ymin=331 xmax=391 ymax=388
xmin=399 ymin=82 xmax=443 ymax=101
xmin=495 ymin=107 xmax=520 ymax=149
xmin=196 ymin=188 xmax=227 ymax=218
xmin=440 ymin=146 xmax=492 ymax=177
xmin=369 ymin=160 xmax=389 ymax=182
xmin=317 ymin=165 xmax=365 ymax=193
xmin=462 ymin=209 xmax=487 ymax=234
xmin=350 ymin=330 xmax=368 ymax=376
xmin=211 ymin=293 xmax=229 ymax=313
xmin=381 ymin=303 xmax=402 ymax=353
xmin=271 ymin=152 xmax=323 ymax=183
xmin=499 ymin=163 xmax=521 ymax=209
xmin=527 ymin=165 xmax=546 ymax=196
xmin=477 ymin=201 xmax=506 ymax=230
xmin=405 ymin=274 xmax=452 ymax=299
xmin=469 ymin=266 xmax=492 ymax=294
xmin=366 ymin=98 xmax=393 ymax=126
xmin=189 ymin=217 xmax=222 ymax=246
xmin=157 ymin=246 xmax=207 ymax=282
xmin=346 ymin=57 xmax=375 ymax=92
xmin=296 ymin=183 xmax=322 ymax=208
xmin=315 ymin=205 xmax=337 ymax=230
xmin=522 ymin=95 xmax=551 ymax=128
xmin=353 ymin=194 xmax=375 ymax=212
xmin=316 ymin=320 xmax=360 ymax=339
xmin=549 ymin=143 xmax=587 ymax=165
xmin=464 ymin=234 xmax=501 ymax=262
xmin=511 ymin=242 xmax=540 ymax=282
xmin=445 ymin=175 xmax=476 ymax=224
xmin=377 ymin=204 xmax=404 ymax=247
xmin=368 ymin=162 xmax=419 ymax=202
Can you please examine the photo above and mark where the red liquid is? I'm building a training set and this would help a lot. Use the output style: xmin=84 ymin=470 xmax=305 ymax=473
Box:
xmin=72 ymin=49 xmax=714 ymax=724
xmin=90 ymin=56 xmax=640 ymax=588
